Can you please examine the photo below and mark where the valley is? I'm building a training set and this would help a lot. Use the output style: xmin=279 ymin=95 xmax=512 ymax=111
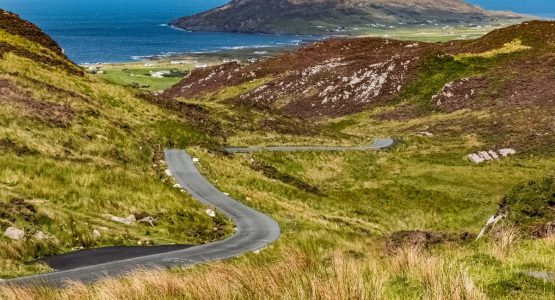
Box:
xmin=0 ymin=6 xmax=554 ymax=300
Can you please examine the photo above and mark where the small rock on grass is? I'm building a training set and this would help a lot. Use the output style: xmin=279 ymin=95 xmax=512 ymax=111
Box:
xmin=192 ymin=157 xmax=200 ymax=163
xmin=103 ymin=214 xmax=136 ymax=225
xmin=206 ymin=209 xmax=216 ymax=218
xmin=33 ymin=231 xmax=48 ymax=241
xmin=139 ymin=216 xmax=156 ymax=226
xmin=416 ymin=131 xmax=433 ymax=137
xmin=526 ymin=271 xmax=555 ymax=281
xmin=4 ymin=227 xmax=25 ymax=240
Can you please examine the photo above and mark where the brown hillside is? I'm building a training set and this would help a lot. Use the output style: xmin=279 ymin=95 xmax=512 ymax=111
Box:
xmin=164 ymin=21 xmax=555 ymax=121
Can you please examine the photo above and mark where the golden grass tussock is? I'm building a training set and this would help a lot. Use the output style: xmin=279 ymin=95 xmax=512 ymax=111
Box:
xmin=488 ymin=225 xmax=519 ymax=261
xmin=1 ymin=249 xmax=380 ymax=300
xmin=455 ymin=39 xmax=532 ymax=60
xmin=391 ymin=247 xmax=486 ymax=300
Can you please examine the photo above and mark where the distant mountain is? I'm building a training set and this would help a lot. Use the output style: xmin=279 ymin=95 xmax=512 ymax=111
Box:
xmin=170 ymin=0 xmax=525 ymax=35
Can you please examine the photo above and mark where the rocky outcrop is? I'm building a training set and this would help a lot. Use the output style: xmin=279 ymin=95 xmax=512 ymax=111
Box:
xmin=468 ymin=149 xmax=516 ymax=164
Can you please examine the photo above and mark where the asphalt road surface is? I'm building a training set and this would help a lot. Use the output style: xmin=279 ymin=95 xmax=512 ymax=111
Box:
xmin=4 ymin=150 xmax=280 ymax=287
xmin=225 ymin=138 xmax=395 ymax=153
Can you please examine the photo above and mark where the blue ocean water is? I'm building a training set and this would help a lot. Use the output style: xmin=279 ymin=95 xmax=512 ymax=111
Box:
xmin=0 ymin=0 xmax=320 ymax=63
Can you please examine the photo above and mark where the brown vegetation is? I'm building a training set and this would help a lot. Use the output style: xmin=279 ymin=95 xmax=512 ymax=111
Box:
xmin=0 ymin=79 xmax=75 ymax=127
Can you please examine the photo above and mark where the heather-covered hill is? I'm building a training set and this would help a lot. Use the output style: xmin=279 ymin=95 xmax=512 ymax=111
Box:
xmin=165 ymin=21 xmax=555 ymax=153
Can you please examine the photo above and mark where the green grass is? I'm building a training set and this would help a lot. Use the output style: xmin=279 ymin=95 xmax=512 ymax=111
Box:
xmin=88 ymin=60 xmax=198 ymax=91
xmin=355 ymin=24 xmax=518 ymax=43
xmin=2 ymin=18 xmax=555 ymax=299
xmin=0 ymin=31 xmax=232 ymax=278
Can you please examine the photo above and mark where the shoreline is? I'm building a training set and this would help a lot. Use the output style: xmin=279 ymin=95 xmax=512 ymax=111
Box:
xmin=80 ymin=20 xmax=526 ymax=67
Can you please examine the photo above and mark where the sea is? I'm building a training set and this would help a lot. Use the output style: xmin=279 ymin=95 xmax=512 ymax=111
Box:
xmin=0 ymin=0 xmax=321 ymax=64
xmin=0 ymin=0 xmax=552 ymax=64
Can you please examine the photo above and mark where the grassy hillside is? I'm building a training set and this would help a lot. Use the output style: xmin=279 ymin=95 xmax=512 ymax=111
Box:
xmin=0 ymin=10 xmax=232 ymax=278
xmin=1 ymin=13 xmax=555 ymax=300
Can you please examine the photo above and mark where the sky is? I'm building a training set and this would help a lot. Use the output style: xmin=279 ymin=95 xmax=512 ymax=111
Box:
xmin=467 ymin=0 xmax=555 ymax=18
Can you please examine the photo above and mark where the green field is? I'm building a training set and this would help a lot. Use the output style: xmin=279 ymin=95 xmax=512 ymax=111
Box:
xmin=355 ymin=24 xmax=516 ymax=42
xmin=87 ymin=60 xmax=198 ymax=91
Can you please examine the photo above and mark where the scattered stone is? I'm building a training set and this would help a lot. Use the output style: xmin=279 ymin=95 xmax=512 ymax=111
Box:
xmin=468 ymin=148 xmax=517 ymax=164
xmin=4 ymin=227 xmax=25 ymax=240
xmin=192 ymin=157 xmax=200 ymax=163
xmin=498 ymin=148 xmax=517 ymax=157
xmin=173 ymin=183 xmax=182 ymax=189
xmin=33 ymin=231 xmax=48 ymax=241
xmin=139 ymin=216 xmax=156 ymax=227
xmin=95 ymin=134 xmax=108 ymax=141
xmin=103 ymin=214 xmax=136 ymax=225
xmin=526 ymin=271 xmax=555 ymax=281
xmin=223 ymin=192 xmax=230 ymax=196
xmin=206 ymin=209 xmax=216 ymax=218
xmin=93 ymin=229 xmax=101 ymax=237
xmin=416 ymin=131 xmax=433 ymax=137
xmin=165 ymin=169 xmax=172 ymax=177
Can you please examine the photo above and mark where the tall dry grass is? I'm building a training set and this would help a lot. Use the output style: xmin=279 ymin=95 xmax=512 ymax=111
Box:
xmin=391 ymin=247 xmax=486 ymax=300
xmin=0 ymin=247 xmax=488 ymax=300
xmin=1 ymin=250 xmax=377 ymax=300
xmin=488 ymin=225 xmax=519 ymax=261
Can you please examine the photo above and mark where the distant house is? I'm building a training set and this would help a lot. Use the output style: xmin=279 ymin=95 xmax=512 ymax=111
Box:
xmin=150 ymin=70 xmax=171 ymax=78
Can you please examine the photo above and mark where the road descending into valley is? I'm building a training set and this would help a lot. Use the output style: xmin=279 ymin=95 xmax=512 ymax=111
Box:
xmin=225 ymin=138 xmax=395 ymax=153
xmin=5 ymin=150 xmax=280 ymax=287
xmin=4 ymin=138 xmax=393 ymax=287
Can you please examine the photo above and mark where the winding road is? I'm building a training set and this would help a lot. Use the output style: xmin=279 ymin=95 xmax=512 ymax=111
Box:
xmin=5 ymin=150 xmax=280 ymax=287
xmin=225 ymin=138 xmax=395 ymax=153
xmin=4 ymin=138 xmax=394 ymax=287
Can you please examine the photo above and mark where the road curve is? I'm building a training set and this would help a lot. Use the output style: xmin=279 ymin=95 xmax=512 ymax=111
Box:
xmin=4 ymin=150 xmax=280 ymax=287
xmin=225 ymin=138 xmax=395 ymax=153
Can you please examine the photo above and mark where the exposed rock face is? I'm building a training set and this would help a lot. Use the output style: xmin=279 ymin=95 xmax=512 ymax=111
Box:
xmin=171 ymin=0 xmax=523 ymax=35
xmin=164 ymin=38 xmax=433 ymax=118
xmin=468 ymin=149 xmax=516 ymax=163
xmin=4 ymin=227 xmax=25 ymax=241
